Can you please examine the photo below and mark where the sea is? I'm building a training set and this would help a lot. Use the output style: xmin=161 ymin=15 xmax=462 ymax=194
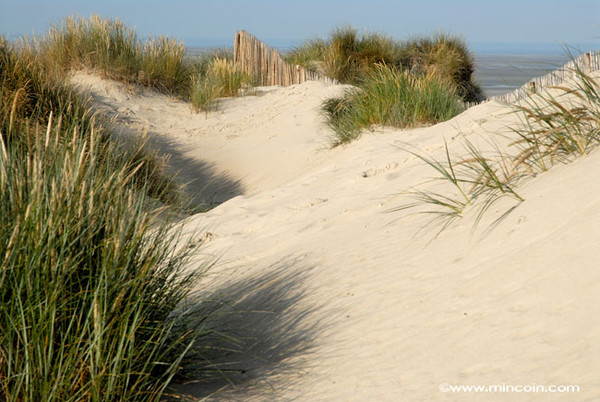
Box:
xmin=185 ymin=39 xmax=598 ymax=99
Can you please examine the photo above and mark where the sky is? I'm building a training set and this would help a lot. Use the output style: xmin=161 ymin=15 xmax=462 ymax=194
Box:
xmin=1 ymin=0 xmax=599 ymax=52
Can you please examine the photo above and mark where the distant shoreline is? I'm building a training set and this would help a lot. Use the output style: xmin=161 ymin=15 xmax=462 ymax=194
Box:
xmin=473 ymin=54 xmax=571 ymax=97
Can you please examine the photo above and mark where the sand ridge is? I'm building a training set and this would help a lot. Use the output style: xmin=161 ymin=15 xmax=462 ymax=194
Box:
xmin=73 ymin=72 xmax=600 ymax=401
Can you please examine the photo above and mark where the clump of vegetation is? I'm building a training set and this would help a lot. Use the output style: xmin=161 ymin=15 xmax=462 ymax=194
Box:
xmin=402 ymin=34 xmax=483 ymax=102
xmin=395 ymin=60 xmax=600 ymax=237
xmin=294 ymin=27 xmax=482 ymax=145
xmin=396 ymin=141 xmax=525 ymax=237
xmin=3 ymin=34 xmax=182 ymax=206
xmin=0 ymin=112 xmax=200 ymax=401
xmin=35 ymin=14 xmax=187 ymax=94
xmin=191 ymin=56 xmax=255 ymax=111
xmin=21 ymin=15 xmax=256 ymax=112
xmin=0 ymin=32 xmax=209 ymax=400
xmin=287 ymin=26 xmax=482 ymax=101
xmin=510 ymin=68 xmax=600 ymax=169
xmin=287 ymin=26 xmax=403 ymax=84
xmin=324 ymin=64 xmax=464 ymax=145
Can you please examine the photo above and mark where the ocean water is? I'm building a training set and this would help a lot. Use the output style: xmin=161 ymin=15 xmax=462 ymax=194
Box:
xmin=473 ymin=54 xmax=570 ymax=98
xmin=186 ymin=40 xmax=593 ymax=99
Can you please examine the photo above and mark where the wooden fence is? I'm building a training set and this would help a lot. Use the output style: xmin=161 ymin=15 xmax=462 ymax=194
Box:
xmin=486 ymin=51 xmax=600 ymax=104
xmin=233 ymin=30 xmax=337 ymax=86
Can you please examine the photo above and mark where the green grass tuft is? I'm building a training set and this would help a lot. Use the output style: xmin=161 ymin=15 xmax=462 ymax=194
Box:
xmin=0 ymin=112 xmax=201 ymax=401
xmin=287 ymin=26 xmax=482 ymax=101
xmin=401 ymin=33 xmax=483 ymax=102
xmin=0 ymin=33 xmax=211 ymax=401
xmin=20 ymin=15 xmax=257 ymax=109
xmin=190 ymin=57 xmax=255 ymax=111
xmin=324 ymin=64 xmax=464 ymax=145
xmin=36 ymin=14 xmax=188 ymax=94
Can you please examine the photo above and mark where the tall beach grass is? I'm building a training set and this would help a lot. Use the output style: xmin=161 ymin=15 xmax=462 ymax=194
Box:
xmin=324 ymin=64 xmax=464 ymax=145
xmin=35 ymin=14 xmax=188 ymax=94
xmin=1 ymin=34 xmax=209 ymax=400
xmin=1 ymin=35 xmax=181 ymax=207
xmin=287 ymin=26 xmax=482 ymax=102
xmin=21 ymin=15 xmax=256 ymax=111
xmin=302 ymin=27 xmax=481 ymax=145
xmin=287 ymin=26 xmax=403 ymax=85
xmin=190 ymin=56 xmax=255 ymax=111
xmin=402 ymin=33 xmax=483 ymax=102
xmin=0 ymin=112 xmax=200 ymax=401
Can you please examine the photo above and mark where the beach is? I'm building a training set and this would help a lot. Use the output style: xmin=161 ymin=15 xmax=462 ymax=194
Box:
xmin=4 ymin=4 xmax=600 ymax=399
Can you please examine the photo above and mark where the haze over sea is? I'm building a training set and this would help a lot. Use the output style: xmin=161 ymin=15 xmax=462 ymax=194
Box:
xmin=186 ymin=38 xmax=597 ymax=99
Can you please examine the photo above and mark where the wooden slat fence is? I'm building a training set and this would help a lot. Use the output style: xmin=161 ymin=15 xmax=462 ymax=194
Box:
xmin=234 ymin=30 xmax=337 ymax=86
xmin=486 ymin=51 xmax=600 ymax=104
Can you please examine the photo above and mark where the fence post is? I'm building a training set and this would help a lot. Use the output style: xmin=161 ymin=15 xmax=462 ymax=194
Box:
xmin=234 ymin=31 xmax=240 ymax=64
xmin=584 ymin=52 xmax=591 ymax=74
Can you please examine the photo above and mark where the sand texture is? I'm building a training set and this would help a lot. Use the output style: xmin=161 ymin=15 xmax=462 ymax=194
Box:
xmin=73 ymin=72 xmax=600 ymax=401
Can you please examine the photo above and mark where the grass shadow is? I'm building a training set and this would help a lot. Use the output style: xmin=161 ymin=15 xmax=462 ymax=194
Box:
xmin=170 ymin=258 xmax=323 ymax=400
xmin=141 ymin=131 xmax=245 ymax=212
xmin=72 ymin=78 xmax=245 ymax=213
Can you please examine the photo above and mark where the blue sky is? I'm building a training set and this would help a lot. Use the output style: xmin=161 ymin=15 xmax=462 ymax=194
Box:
xmin=1 ymin=0 xmax=598 ymax=50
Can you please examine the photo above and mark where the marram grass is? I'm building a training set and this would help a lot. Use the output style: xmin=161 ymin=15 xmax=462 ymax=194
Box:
xmin=0 ymin=34 xmax=211 ymax=401
xmin=37 ymin=14 xmax=187 ymax=94
xmin=0 ymin=36 xmax=181 ymax=207
xmin=0 ymin=110 xmax=201 ymax=401
xmin=324 ymin=64 xmax=463 ymax=145
xmin=394 ymin=61 xmax=600 ymax=238
xmin=191 ymin=57 xmax=255 ymax=111
xmin=287 ymin=26 xmax=482 ymax=102
xmin=28 ymin=15 xmax=258 ymax=110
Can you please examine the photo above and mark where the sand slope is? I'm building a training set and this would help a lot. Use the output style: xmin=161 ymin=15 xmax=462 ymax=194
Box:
xmin=73 ymin=73 xmax=600 ymax=401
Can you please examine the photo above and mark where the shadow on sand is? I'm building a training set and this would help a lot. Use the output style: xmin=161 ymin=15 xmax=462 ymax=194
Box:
xmin=144 ymin=132 xmax=245 ymax=211
xmin=109 ymin=124 xmax=245 ymax=212
xmin=170 ymin=257 xmax=323 ymax=400
xmin=80 ymin=87 xmax=244 ymax=212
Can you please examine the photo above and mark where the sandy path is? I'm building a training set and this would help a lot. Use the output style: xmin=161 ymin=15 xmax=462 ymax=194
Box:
xmin=72 ymin=73 xmax=349 ymax=208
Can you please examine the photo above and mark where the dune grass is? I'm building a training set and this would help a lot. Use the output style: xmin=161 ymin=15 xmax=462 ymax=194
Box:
xmin=394 ymin=61 xmax=600 ymax=237
xmin=287 ymin=26 xmax=403 ymax=85
xmin=287 ymin=26 xmax=482 ymax=102
xmin=401 ymin=34 xmax=483 ymax=102
xmin=0 ymin=111 xmax=199 ymax=401
xmin=190 ymin=56 xmax=255 ymax=111
xmin=1 ymin=36 xmax=181 ymax=207
xmin=324 ymin=64 xmax=464 ymax=145
xmin=0 ymin=34 xmax=210 ymax=400
xmin=21 ymin=15 xmax=256 ymax=112
xmin=306 ymin=27 xmax=481 ymax=145
xmin=510 ymin=69 xmax=600 ymax=170
xmin=33 ymin=14 xmax=188 ymax=94
xmin=394 ymin=141 xmax=524 ymax=237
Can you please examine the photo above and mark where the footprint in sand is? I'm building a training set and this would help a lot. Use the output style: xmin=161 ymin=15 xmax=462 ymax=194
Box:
xmin=361 ymin=162 xmax=399 ymax=178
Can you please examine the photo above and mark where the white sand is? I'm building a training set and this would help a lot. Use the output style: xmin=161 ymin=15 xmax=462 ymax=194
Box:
xmin=73 ymin=72 xmax=600 ymax=401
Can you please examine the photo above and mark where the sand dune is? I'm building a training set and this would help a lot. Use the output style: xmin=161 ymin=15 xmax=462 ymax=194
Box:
xmin=73 ymin=72 xmax=600 ymax=401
